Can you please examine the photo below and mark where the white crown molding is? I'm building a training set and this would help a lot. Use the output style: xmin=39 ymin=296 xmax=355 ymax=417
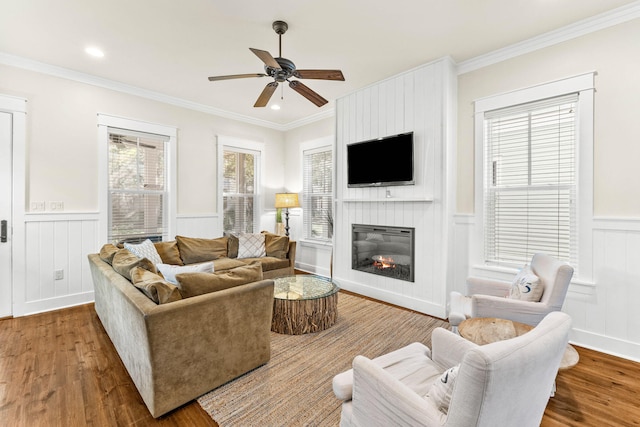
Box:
xmin=0 ymin=51 xmax=306 ymax=131
xmin=457 ymin=1 xmax=640 ymax=75
xmin=1 ymin=2 xmax=636 ymax=129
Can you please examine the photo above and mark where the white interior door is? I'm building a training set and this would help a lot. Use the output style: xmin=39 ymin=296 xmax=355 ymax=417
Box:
xmin=0 ymin=112 xmax=12 ymax=317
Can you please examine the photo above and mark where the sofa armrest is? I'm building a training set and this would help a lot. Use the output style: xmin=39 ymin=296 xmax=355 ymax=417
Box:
xmin=431 ymin=327 xmax=478 ymax=368
xmin=350 ymin=356 xmax=444 ymax=426
xmin=287 ymin=240 xmax=297 ymax=268
xmin=466 ymin=276 xmax=511 ymax=297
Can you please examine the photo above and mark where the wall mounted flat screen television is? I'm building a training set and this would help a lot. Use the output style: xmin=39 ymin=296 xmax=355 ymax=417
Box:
xmin=347 ymin=132 xmax=414 ymax=188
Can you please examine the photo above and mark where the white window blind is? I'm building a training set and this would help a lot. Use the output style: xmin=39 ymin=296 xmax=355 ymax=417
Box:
xmin=108 ymin=129 xmax=168 ymax=244
xmin=223 ymin=149 xmax=257 ymax=234
xmin=303 ymin=146 xmax=333 ymax=240
xmin=484 ymin=94 xmax=578 ymax=267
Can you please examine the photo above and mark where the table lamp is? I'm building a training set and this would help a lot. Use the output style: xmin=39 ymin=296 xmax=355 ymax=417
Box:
xmin=274 ymin=193 xmax=300 ymax=237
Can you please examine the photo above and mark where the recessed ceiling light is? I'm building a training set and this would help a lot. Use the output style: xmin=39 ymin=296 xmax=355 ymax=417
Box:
xmin=85 ymin=47 xmax=105 ymax=58
xmin=271 ymin=104 xmax=281 ymax=110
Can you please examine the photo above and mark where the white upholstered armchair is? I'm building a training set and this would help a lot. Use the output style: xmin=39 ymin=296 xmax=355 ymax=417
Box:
xmin=332 ymin=312 xmax=572 ymax=427
xmin=448 ymin=253 xmax=574 ymax=331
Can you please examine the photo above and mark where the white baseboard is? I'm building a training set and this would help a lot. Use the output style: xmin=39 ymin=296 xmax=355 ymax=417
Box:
xmin=335 ymin=276 xmax=447 ymax=319
xmin=14 ymin=291 xmax=95 ymax=317
xmin=570 ymin=327 xmax=640 ymax=363
xmin=295 ymin=262 xmax=331 ymax=278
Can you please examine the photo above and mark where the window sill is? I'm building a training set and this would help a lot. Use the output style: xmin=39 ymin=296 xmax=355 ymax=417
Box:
xmin=299 ymin=239 xmax=333 ymax=250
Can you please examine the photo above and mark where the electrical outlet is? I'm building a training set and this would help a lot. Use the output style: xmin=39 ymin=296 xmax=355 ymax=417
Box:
xmin=50 ymin=201 xmax=64 ymax=211
xmin=30 ymin=201 xmax=45 ymax=212
xmin=54 ymin=269 xmax=64 ymax=280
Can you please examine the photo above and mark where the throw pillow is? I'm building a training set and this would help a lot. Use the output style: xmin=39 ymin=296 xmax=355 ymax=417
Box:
xmin=175 ymin=261 xmax=263 ymax=298
xmin=156 ymin=261 xmax=214 ymax=285
xmin=225 ymin=232 xmax=239 ymax=258
xmin=238 ymin=233 xmax=266 ymax=258
xmin=124 ymin=239 xmax=162 ymax=265
xmin=261 ymin=231 xmax=289 ymax=259
xmin=426 ymin=365 xmax=459 ymax=414
xmin=99 ymin=243 xmax=119 ymax=265
xmin=112 ymin=249 xmax=157 ymax=281
xmin=175 ymin=235 xmax=228 ymax=264
xmin=154 ymin=240 xmax=184 ymax=265
xmin=509 ymin=264 xmax=544 ymax=302
xmin=130 ymin=267 xmax=182 ymax=304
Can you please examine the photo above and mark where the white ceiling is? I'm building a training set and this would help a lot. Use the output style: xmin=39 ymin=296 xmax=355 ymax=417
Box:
xmin=1 ymin=0 xmax=636 ymax=128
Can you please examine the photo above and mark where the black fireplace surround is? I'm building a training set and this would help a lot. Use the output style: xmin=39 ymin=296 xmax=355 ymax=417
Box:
xmin=352 ymin=224 xmax=415 ymax=282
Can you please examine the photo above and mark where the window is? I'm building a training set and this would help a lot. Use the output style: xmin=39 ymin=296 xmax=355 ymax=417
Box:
xmin=108 ymin=130 xmax=168 ymax=243
xmin=484 ymin=95 xmax=577 ymax=266
xmin=223 ymin=148 xmax=259 ymax=234
xmin=474 ymin=73 xmax=594 ymax=274
xmin=303 ymin=145 xmax=333 ymax=241
xmin=98 ymin=115 xmax=176 ymax=245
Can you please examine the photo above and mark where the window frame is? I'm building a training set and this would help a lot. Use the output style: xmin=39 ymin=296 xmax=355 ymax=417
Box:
xmin=98 ymin=114 xmax=177 ymax=245
xmin=300 ymin=136 xmax=334 ymax=244
xmin=217 ymin=135 xmax=264 ymax=235
xmin=472 ymin=73 xmax=595 ymax=280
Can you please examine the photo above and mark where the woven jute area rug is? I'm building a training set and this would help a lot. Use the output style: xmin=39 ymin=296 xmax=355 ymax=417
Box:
xmin=197 ymin=292 xmax=448 ymax=426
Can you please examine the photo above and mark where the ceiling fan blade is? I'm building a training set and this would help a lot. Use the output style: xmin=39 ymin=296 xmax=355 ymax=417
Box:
xmin=249 ymin=48 xmax=281 ymax=69
xmin=294 ymin=69 xmax=345 ymax=81
xmin=254 ymin=82 xmax=279 ymax=107
xmin=208 ymin=73 xmax=266 ymax=81
xmin=289 ymin=81 xmax=328 ymax=107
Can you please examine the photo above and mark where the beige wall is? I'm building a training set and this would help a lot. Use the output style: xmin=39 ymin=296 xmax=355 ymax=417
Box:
xmin=0 ymin=64 xmax=286 ymax=214
xmin=282 ymin=117 xmax=335 ymax=194
xmin=457 ymin=19 xmax=640 ymax=216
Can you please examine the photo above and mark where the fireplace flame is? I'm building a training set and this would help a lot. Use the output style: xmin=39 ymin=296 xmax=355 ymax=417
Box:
xmin=374 ymin=256 xmax=396 ymax=270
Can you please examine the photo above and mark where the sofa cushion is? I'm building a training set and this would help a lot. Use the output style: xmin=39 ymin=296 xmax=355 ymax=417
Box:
xmin=154 ymin=240 xmax=184 ymax=265
xmin=238 ymin=233 xmax=266 ymax=258
xmin=226 ymin=233 xmax=239 ymax=258
xmin=157 ymin=261 xmax=214 ymax=284
xmin=99 ymin=243 xmax=119 ymax=265
xmin=130 ymin=267 xmax=182 ymax=304
xmin=124 ymin=239 xmax=163 ymax=265
xmin=240 ymin=256 xmax=290 ymax=272
xmin=175 ymin=262 xmax=263 ymax=298
xmin=213 ymin=257 xmax=248 ymax=272
xmin=262 ymin=231 xmax=290 ymax=259
xmin=176 ymin=235 xmax=228 ymax=264
xmin=112 ymin=248 xmax=157 ymax=281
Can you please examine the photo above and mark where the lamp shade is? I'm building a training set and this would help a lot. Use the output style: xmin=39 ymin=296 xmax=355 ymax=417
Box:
xmin=275 ymin=193 xmax=300 ymax=209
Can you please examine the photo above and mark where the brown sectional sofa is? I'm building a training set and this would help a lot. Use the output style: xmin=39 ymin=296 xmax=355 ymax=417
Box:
xmin=88 ymin=232 xmax=296 ymax=417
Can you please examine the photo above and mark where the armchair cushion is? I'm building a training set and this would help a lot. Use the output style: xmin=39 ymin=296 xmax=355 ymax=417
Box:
xmin=509 ymin=264 xmax=543 ymax=302
xmin=426 ymin=365 xmax=459 ymax=414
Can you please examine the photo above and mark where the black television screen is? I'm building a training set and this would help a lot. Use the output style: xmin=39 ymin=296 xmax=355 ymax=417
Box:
xmin=347 ymin=132 xmax=414 ymax=187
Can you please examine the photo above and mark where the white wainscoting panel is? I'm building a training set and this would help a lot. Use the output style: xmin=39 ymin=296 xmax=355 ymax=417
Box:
xmin=176 ymin=214 xmax=220 ymax=238
xmin=15 ymin=213 xmax=100 ymax=316
xmin=296 ymin=240 xmax=333 ymax=278
xmin=454 ymin=215 xmax=640 ymax=362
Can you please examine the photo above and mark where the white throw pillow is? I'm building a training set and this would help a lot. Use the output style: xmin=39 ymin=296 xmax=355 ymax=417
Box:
xmin=157 ymin=262 xmax=214 ymax=285
xmin=426 ymin=365 xmax=459 ymax=414
xmin=509 ymin=264 xmax=543 ymax=302
xmin=238 ymin=233 xmax=266 ymax=258
xmin=124 ymin=239 xmax=162 ymax=265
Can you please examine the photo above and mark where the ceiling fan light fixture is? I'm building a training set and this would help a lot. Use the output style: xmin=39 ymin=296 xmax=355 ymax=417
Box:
xmin=206 ymin=20 xmax=344 ymax=108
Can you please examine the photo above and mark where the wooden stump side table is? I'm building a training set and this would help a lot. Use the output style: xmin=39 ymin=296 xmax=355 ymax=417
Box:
xmin=271 ymin=275 xmax=339 ymax=335
xmin=458 ymin=317 xmax=579 ymax=371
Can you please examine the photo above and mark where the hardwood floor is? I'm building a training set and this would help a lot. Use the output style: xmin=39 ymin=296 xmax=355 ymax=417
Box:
xmin=1 ymin=301 xmax=639 ymax=426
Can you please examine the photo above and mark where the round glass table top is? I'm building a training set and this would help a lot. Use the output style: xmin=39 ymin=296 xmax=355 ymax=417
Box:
xmin=273 ymin=275 xmax=339 ymax=301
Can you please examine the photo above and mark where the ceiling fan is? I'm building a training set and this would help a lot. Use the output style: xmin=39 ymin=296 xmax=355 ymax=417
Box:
xmin=207 ymin=20 xmax=345 ymax=108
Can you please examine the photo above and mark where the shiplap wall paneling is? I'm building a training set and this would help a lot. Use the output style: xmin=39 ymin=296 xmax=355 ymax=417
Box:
xmin=334 ymin=57 xmax=456 ymax=318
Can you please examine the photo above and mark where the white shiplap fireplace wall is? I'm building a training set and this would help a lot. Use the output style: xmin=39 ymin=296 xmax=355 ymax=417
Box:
xmin=333 ymin=57 xmax=457 ymax=318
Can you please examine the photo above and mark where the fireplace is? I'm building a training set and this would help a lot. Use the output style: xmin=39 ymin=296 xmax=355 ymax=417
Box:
xmin=352 ymin=224 xmax=415 ymax=282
